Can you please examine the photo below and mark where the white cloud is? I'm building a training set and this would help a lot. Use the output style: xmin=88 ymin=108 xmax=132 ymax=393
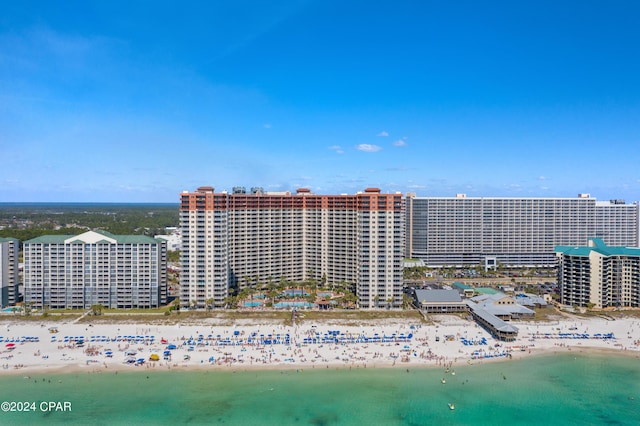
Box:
xmin=356 ymin=144 xmax=382 ymax=153
xmin=538 ymin=175 xmax=547 ymax=180
xmin=328 ymin=145 xmax=344 ymax=154
xmin=263 ymin=123 xmax=272 ymax=129
xmin=393 ymin=139 xmax=407 ymax=147
xmin=376 ymin=131 xmax=389 ymax=137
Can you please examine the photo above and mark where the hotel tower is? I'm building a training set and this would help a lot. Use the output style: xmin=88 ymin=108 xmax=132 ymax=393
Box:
xmin=180 ymin=186 xmax=405 ymax=309
xmin=406 ymin=193 xmax=639 ymax=268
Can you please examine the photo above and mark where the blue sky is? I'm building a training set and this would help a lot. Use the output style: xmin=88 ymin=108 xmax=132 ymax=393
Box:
xmin=1 ymin=1 xmax=639 ymax=202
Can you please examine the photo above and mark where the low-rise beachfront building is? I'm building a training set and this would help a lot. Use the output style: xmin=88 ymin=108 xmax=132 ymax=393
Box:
xmin=452 ymin=282 xmax=475 ymax=298
xmin=555 ymin=238 xmax=640 ymax=309
xmin=413 ymin=289 xmax=467 ymax=313
xmin=515 ymin=293 xmax=548 ymax=308
xmin=23 ymin=230 xmax=167 ymax=309
xmin=413 ymin=289 xmax=523 ymax=341
xmin=469 ymin=307 xmax=519 ymax=342
xmin=469 ymin=293 xmax=535 ymax=320
xmin=0 ymin=237 xmax=19 ymax=307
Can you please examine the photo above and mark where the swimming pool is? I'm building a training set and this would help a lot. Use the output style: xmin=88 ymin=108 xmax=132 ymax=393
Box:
xmin=274 ymin=301 xmax=313 ymax=309
xmin=243 ymin=301 xmax=263 ymax=307
xmin=1 ymin=307 xmax=21 ymax=313
xmin=280 ymin=290 xmax=310 ymax=297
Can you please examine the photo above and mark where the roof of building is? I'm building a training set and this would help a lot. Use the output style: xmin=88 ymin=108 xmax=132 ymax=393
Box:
xmin=555 ymin=238 xmax=640 ymax=257
xmin=0 ymin=237 xmax=19 ymax=242
xmin=515 ymin=294 xmax=548 ymax=307
xmin=25 ymin=230 xmax=163 ymax=245
xmin=452 ymin=282 xmax=473 ymax=290
xmin=414 ymin=289 xmax=462 ymax=304
xmin=471 ymin=293 xmax=504 ymax=303
xmin=470 ymin=292 xmax=536 ymax=316
xmin=474 ymin=287 xmax=500 ymax=295
xmin=471 ymin=307 xmax=519 ymax=333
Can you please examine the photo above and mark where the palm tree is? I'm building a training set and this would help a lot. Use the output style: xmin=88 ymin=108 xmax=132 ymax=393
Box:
xmin=278 ymin=276 xmax=288 ymax=292
xmin=342 ymin=291 xmax=358 ymax=309
xmin=402 ymin=294 xmax=413 ymax=310
xmin=223 ymin=295 xmax=238 ymax=309
xmin=268 ymin=288 xmax=279 ymax=306
xmin=205 ymin=298 xmax=214 ymax=311
xmin=386 ymin=297 xmax=394 ymax=310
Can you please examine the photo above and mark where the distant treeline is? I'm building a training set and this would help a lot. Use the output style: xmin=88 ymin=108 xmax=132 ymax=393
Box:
xmin=0 ymin=203 xmax=179 ymax=242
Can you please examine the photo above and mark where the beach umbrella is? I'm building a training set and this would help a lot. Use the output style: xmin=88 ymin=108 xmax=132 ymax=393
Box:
xmin=5 ymin=343 xmax=15 ymax=348
xmin=167 ymin=344 xmax=177 ymax=350
xmin=149 ymin=354 xmax=160 ymax=361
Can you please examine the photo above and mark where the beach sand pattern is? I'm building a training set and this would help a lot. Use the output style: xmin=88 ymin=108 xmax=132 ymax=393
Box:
xmin=0 ymin=314 xmax=637 ymax=374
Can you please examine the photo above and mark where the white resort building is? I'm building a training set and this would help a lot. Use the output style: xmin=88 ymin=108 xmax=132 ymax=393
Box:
xmin=23 ymin=230 xmax=167 ymax=309
xmin=406 ymin=193 xmax=639 ymax=268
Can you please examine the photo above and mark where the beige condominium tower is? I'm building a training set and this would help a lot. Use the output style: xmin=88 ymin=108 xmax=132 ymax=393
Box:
xmin=180 ymin=186 xmax=404 ymax=309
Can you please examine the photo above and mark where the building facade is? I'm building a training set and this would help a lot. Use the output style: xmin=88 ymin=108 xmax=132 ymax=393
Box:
xmin=23 ymin=230 xmax=167 ymax=309
xmin=0 ymin=237 xmax=19 ymax=307
xmin=556 ymin=238 xmax=640 ymax=309
xmin=406 ymin=194 xmax=639 ymax=268
xmin=180 ymin=186 xmax=404 ymax=309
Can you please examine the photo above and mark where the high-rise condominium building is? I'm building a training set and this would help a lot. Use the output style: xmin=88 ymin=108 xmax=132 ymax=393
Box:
xmin=0 ymin=237 xmax=19 ymax=307
xmin=180 ymin=186 xmax=404 ymax=309
xmin=556 ymin=238 xmax=640 ymax=308
xmin=23 ymin=230 xmax=167 ymax=309
xmin=406 ymin=193 xmax=639 ymax=268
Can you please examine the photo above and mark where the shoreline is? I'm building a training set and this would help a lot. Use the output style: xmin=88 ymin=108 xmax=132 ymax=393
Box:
xmin=1 ymin=314 xmax=638 ymax=377
xmin=4 ymin=346 xmax=639 ymax=378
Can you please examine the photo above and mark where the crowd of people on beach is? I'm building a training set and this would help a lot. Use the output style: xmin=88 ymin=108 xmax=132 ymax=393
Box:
xmin=0 ymin=315 xmax=636 ymax=374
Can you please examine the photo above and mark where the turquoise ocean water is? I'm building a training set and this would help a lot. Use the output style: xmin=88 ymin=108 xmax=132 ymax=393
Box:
xmin=0 ymin=353 xmax=638 ymax=425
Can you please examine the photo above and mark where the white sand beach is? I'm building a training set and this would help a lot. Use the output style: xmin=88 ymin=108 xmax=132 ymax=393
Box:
xmin=0 ymin=313 xmax=638 ymax=375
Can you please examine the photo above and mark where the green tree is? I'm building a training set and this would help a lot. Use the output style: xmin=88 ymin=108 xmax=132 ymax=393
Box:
xmin=402 ymin=294 xmax=413 ymax=309
xmin=167 ymin=250 xmax=180 ymax=263
xmin=342 ymin=291 xmax=358 ymax=308
xmin=224 ymin=295 xmax=238 ymax=309
xmin=90 ymin=304 xmax=103 ymax=316
xmin=205 ymin=298 xmax=214 ymax=311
